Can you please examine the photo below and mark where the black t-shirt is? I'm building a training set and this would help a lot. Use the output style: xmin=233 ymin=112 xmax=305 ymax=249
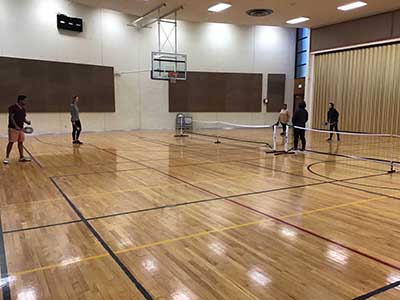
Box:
xmin=8 ymin=104 xmax=26 ymax=129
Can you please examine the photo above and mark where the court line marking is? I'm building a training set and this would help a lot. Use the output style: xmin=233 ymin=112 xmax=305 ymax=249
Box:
xmin=5 ymin=147 xmax=392 ymax=235
xmin=50 ymin=178 xmax=154 ymax=300
xmin=229 ymin=199 xmax=400 ymax=272
xmin=0 ymin=215 xmax=11 ymax=300
xmin=8 ymin=193 xmax=393 ymax=277
xmin=307 ymin=161 xmax=400 ymax=191
xmin=11 ymin=141 xmax=400 ymax=282
xmin=9 ymin=140 xmax=394 ymax=238
xmin=23 ymin=145 xmax=43 ymax=168
xmin=353 ymin=280 xmax=400 ymax=300
xmin=3 ymin=220 xmax=81 ymax=234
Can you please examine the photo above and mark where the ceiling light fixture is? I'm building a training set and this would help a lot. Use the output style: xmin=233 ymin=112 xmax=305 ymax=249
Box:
xmin=246 ymin=9 xmax=274 ymax=17
xmin=208 ymin=3 xmax=232 ymax=13
xmin=337 ymin=1 xmax=367 ymax=11
xmin=286 ymin=17 xmax=310 ymax=24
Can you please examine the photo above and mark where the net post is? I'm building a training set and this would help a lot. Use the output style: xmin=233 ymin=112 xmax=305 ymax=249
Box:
xmin=388 ymin=162 xmax=396 ymax=174
xmin=273 ymin=125 xmax=277 ymax=152
xmin=388 ymin=135 xmax=396 ymax=174
xmin=284 ymin=126 xmax=289 ymax=153
xmin=214 ymin=118 xmax=221 ymax=144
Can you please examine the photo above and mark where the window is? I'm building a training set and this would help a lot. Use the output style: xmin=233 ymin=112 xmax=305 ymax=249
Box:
xmin=295 ymin=28 xmax=309 ymax=79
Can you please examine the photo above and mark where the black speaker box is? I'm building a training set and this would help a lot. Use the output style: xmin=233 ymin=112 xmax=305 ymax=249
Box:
xmin=57 ymin=14 xmax=83 ymax=32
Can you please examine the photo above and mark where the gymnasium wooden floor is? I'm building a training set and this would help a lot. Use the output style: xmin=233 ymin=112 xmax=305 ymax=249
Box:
xmin=1 ymin=130 xmax=400 ymax=300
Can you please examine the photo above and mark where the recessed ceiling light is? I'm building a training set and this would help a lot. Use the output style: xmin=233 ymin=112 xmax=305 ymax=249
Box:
xmin=337 ymin=1 xmax=367 ymax=11
xmin=286 ymin=17 xmax=310 ymax=24
xmin=246 ymin=9 xmax=274 ymax=17
xmin=208 ymin=3 xmax=232 ymax=13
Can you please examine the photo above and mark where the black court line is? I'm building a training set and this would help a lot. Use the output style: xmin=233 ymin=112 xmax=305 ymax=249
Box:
xmin=307 ymin=162 xmax=400 ymax=195
xmin=50 ymin=178 xmax=153 ymax=300
xmin=139 ymin=134 xmax=268 ymax=153
xmin=15 ymin=143 xmax=394 ymax=236
xmin=0 ymin=215 xmax=11 ymax=300
xmin=189 ymin=131 xmax=272 ymax=148
xmin=50 ymin=167 xmax=149 ymax=178
xmin=228 ymin=198 xmax=400 ymax=271
xmin=23 ymin=145 xmax=43 ymax=168
xmin=353 ymin=281 xmax=400 ymax=300
xmin=240 ymin=160 xmax=327 ymax=183
xmin=3 ymin=220 xmax=81 ymax=234
xmin=306 ymin=149 xmax=400 ymax=166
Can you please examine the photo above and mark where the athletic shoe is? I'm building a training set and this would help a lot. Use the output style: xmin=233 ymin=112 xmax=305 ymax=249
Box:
xmin=3 ymin=158 xmax=9 ymax=165
xmin=77 ymin=140 xmax=83 ymax=145
xmin=19 ymin=157 xmax=32 ymax=162
xmin=326 ymin=138 xmax=332 ymax=142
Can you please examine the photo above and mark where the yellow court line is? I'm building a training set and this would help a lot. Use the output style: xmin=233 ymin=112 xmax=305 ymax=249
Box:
xmin=12 ymin=253 xmax=109 ymax=276
xmin=9 ymin=193 xmax=395 ymax=277
xmin=279 ymin=195 xmax=388 ymax=219
xmin=114 ymin=220 xmax=265 ymax=255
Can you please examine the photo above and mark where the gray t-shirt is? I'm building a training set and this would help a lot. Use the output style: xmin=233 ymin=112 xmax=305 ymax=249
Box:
xmin=70 ymin=103 xmax=80 ymax=122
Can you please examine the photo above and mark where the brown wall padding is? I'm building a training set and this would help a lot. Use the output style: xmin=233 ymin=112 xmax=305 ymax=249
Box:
xmin=0 ymin=56 xmax=115 ymax=113
xmin=267 ymin=74 xmax=286 ymax=113
xmin=311 ymin=9 xmax=400 ymax=52
xmin=169 ymin=72 xmax=262 ymax=112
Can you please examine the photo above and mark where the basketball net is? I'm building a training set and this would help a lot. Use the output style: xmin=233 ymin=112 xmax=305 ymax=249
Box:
xmin=168 ymin=71 xmax=177 ymax=84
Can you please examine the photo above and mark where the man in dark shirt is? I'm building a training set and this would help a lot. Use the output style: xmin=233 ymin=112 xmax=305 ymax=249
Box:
xmin=327 ymin=102 xmax=340 ymax=141
xmin=3 ymin=95 xmax=32 ymax=164
xmin=292 ymin=101 xmax=308 ymax=151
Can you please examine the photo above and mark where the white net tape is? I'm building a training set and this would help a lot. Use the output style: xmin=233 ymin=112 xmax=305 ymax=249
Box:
xmin=186 ymin=120 xmax=400 ymax=168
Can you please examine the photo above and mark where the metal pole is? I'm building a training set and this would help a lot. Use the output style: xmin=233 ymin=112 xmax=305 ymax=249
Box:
xmin=140 ymin=6 xmax=183 ymax=28
xmin=284 ymin=126 xmax=289 ymax=153
xmin=131 ymin=3 xmax=166 ymax=26
xmin=157 ymin=8 xmax=161 ymax=53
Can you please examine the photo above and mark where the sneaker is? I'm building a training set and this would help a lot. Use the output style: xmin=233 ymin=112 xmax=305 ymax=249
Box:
xmin=3 ymin=158 xmax=9 ymax=165
xmin=326 ymin=138 xmax=332 ymax=142
xmin=77 ymin=140 xmax=83 ymax=145
xmin=19 ymin=157 xmax=32 ymax=162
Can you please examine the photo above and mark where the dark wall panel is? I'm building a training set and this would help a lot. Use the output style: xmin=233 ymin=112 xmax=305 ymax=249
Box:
xmin=0 ymin=56 xmax=115 ymax=113
xmin=169 ymin=72 xmax=262 ymax=112
xmin=311 ymin=10 xmax=400 ymax=52
xmin=267 ymin=74 xmax=286 ymax=113
xmin=394 ymin=10 xmax=400 ymax=37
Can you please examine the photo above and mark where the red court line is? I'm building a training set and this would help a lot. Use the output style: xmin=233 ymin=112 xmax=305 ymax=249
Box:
xmin=228 ymin=199 xmax=400 ymax=271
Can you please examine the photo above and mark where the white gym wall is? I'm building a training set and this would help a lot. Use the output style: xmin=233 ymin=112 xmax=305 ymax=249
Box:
xmin=0 ymin=0 xmax=296 ymax=134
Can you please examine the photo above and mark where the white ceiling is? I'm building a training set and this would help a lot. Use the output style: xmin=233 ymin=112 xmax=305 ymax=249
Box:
xmin=72 ymin=0 xmax=400 ymax=28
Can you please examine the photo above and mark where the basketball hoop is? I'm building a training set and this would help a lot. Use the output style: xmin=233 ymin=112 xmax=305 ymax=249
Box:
xmin=168 ymin=71 xmax=178 ymax=84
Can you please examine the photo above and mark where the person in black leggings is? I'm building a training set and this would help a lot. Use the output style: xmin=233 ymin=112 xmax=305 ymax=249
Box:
xmin=70 ymin=96 xmax=83 ymax=144
xmin=327 ymin=102 xmax=340 ymax=141
xmin=292 ymin=101 xmax=309 ymax=151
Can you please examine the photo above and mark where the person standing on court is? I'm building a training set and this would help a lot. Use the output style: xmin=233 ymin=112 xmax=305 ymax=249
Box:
xmin=327 ymin=102 xmax=340 ymax=141
xmin=292 ymin=101 xmax=308 ymax=151
xmin=277 ymin=104 xmax=290 ymax=136
xmin=70 ymin=95 xmax=83 ymax=144
xmin=3 ymin=95 xmax=32 ymax=164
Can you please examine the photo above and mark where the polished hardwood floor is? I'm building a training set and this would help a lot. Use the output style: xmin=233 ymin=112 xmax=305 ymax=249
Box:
xmin=0 ymin=130 xmax=399 ymax=300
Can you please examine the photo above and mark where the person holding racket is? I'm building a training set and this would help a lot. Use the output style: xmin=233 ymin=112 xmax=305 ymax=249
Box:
xmin=327 ymin=102 xmax=340 ymax=142
xmin=3 ymin=95 xmax=32 ymax=164
xmin=70 ymin=95 xmax=83 ymax=145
